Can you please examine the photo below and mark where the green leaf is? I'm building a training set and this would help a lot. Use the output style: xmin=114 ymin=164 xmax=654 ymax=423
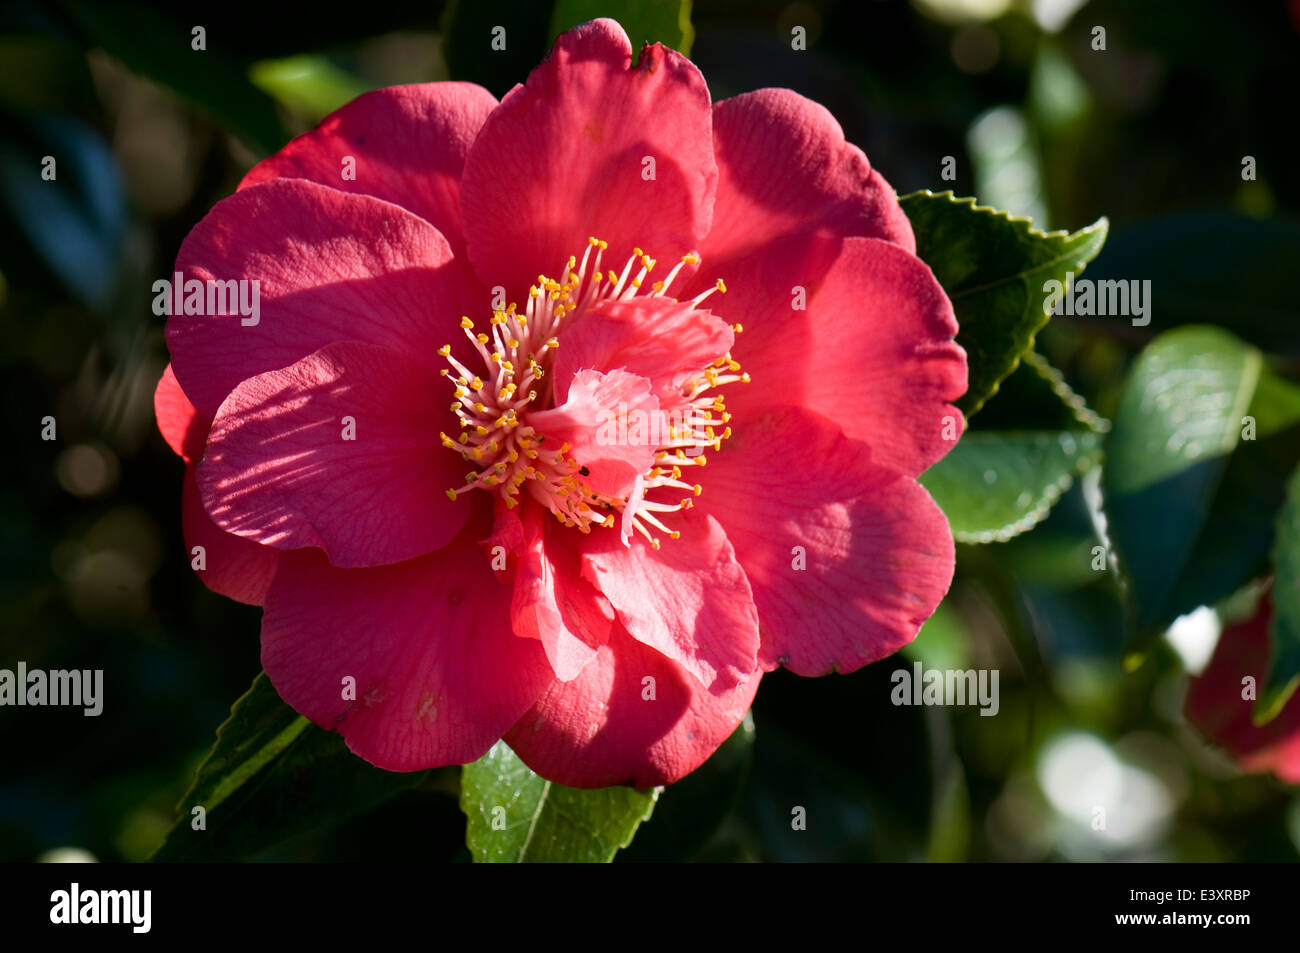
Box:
xmin=920 ymin=352 xmax=1105 ymax=543
xmin=249 ymin=56 xmax=372 ymax=123
xmin=59 ymin=0 xmax=285 ymax=154
xmin=737 ymin=662 xmax=934 ymax=861
xmin=153 ymin=673 xmax=429 ymax=861
xmin=1156 ymin=368 xmax=1300 ymax=635
xmin=1103 ymin=326 xmax=1258 ymax=637
xmin=1083 ymin=210 xmax=1300 ymax=356
xmin=922 ymin=430 xmax=1102 ymax=543
xmin=617 ymin=713 xmax=754 ymax=861
xmin=898 ymin=190 xmax=1108 ymax=417
xmin=442 ymin=0 xmax=554 ymax=99
xmin=1260 ymin=464 xmax=1300 ymax=720
xmin=550 ymin=0 xmax=694 ymax=56
xmin=461 ymin=741 xmax=658 ymax=862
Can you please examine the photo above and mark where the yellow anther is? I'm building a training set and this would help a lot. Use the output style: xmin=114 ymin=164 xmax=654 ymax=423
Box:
xmin=437 ymin=344 xmax=451 ymax=357
xmin=445 ymin=489 xmax=458 ymax=501
xmin=716 ymin=279 xmax=727 ymax=293
xmin=460 ymin=316 xmax=474 ymax=329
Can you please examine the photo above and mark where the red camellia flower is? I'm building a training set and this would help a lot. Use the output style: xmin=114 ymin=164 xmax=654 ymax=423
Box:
xmin=154 ymin=19 xmax=966 ymax=787
xmin=1185 ymin=589 xmax=1300 ymax=783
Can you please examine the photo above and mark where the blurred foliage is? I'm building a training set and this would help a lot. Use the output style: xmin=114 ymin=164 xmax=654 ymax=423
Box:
xmin=2 ymin=0 xmax=1299 ymax=863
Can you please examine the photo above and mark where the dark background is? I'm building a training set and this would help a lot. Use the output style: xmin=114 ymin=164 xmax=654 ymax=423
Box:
xmin=2 ymin=0 xmax=1298 ymax=861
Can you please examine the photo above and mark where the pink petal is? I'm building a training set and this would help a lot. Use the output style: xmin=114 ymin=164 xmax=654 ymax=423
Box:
xmin=580 ymin=513 xmax=760 ymax=692
xmin=459 ymin=18 xmax=716 ymax=297
xmin=167 ymin=178 xmax=482 ymax=418
xmin=701 ymin=406 xmax=954 ymax=675
xmin=553 ymin=295 xmax=733 ymax=410
xmin=505 ymin=620 xmax=761 ymax=788
xmin=528 ymin=368 xmax=660 ymax=499
xmin=153 ymin=363 xmax=206 ymax=464
xmin=197 ymin=341 xmax=466 ymax=568
xmin=155 ymin=364 xmax=281 ymax=604
xmin=511 ymin=507 xmax=615 ymax=682
xmin=181 ymin=467 xmax=281 ymax=605
xmin=262 ymin=513 xmax=552 ymax=772
xmin=701 ymin=88 xmax=914 ymax=268
xmin=239 ymin=83 xmax=497 ymax=259
xmin=717 ymin=234 xmax=966 ymax=477
xmin=1185 ymin=591 xmax=1300 ymax=783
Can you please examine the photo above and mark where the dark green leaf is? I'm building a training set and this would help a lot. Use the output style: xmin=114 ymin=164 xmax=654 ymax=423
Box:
xmin=617 ymin=712 xmax=753 ymax=861
xmin=59 ymin=0 xmax=285 ymax=154
xmin=1083 ymin=210 xmax=1300 ymax=356
xmin=1107 ymin=325 xmax=1279 ymax=639
xmin=922 ymin=430 xmax=1102 ymax=543
xmin=1158 ymin=369 xmax=1300 ymax=633
xmin=153 ymin=673 xmax=429 ymax=861
xmin=920 ymin=352 xmax=1105 ymax=543
xmin=460 ymin=741 xmax=657 ymax=862
xmin=737 ymin=663 xmax=933 ymax=861
xmin=550 ymin=0 xmax=693 ymax=56
xmin=442 ymin=0 xmax=554 ymax=99
xmin=1260 ymin=464 xmax=1300 ymax=719
xmin=899 ymin=190 xmax=1108 ymax=417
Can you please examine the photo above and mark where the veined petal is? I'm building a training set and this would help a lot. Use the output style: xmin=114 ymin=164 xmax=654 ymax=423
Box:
xmin=702 ymin=87 xmax=914 ymax=266
xmin=713 ymin=234 xmax=966 ymax=477
xmin=262 ymin=510 xmax=552 ymax=772
xmin=505 ymin=620 xmax=760 ymax=788
xmin=460 ymin=18 xmax=716 ymax=297
xmin=167 ymin=178 xmax=481 ymax=418
xmin=240 ymin=82 xmax=497 ymax=259
xmin=701 ymin=406 xmax=954 ymax=675
xmin=197 ymin=341 xmax=466 ymax=568
xmin=580 ymin=512 xmax=760 ymax=692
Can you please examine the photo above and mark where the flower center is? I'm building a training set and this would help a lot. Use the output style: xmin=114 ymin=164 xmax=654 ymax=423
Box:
xmin=438 ymin=239 xmax=746 ymax=549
